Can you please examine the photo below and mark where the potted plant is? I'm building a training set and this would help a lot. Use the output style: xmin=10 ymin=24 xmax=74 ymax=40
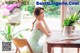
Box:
xmin=63 ymin=10 xmax=80 ymax=36
xmin=0 ymin=24 xmax=29 ymax=41
xmin=0 ymin=24 xmax=29 ymax=52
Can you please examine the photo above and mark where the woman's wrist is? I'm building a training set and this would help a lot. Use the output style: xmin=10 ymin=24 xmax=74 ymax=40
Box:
xmin=47 ymin=33 xmax=52 ymax=37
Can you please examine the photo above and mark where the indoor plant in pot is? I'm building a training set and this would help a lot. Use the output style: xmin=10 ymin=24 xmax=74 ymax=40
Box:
xmin=63 ymin=10 xmax=80 ymax=36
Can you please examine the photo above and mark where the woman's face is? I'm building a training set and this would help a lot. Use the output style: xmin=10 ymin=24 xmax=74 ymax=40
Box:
xmin=38 ymin=9 xmax=44 ymax=20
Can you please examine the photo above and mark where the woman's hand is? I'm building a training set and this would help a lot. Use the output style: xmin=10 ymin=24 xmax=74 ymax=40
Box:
xmin=47 ymin=32 xmax=52 ymax=37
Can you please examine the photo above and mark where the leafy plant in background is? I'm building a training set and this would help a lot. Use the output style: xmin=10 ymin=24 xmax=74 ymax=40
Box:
xmin=20 ymin=4 xmax=27 ymax=11
xmin=44 ymin=5 xmax=60 ymax=15
xmin=27 ymin=5 xmax=35 ymax=14
xmin=0 ymin=2 xmax=21 ymax=19
xmin=63 ymin=10 xmax=80 ymax=27
xmin=0 ymin=24 xmax=29 ymax=41
xmin=43 ymin=0 xmax=60 ymax=16
xmin=20 ymin=4 xmax=34 ymax=14
xmin=20 ymin=0 xmax=35 ymax=14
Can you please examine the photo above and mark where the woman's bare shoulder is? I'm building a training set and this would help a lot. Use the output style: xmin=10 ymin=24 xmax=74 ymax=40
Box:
xmin=36 ymin=21 xmax=42 ymax=25
xmin=36 ymin=21 xmax=42 ymax=29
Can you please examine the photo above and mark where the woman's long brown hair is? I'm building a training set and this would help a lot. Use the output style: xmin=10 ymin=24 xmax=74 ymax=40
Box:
xmin=31 ymin=7 xmax=44 ymax=31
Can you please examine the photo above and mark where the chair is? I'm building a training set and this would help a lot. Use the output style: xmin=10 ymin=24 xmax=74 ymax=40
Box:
xmin=13 ymin=38 xmax=33 ymax=53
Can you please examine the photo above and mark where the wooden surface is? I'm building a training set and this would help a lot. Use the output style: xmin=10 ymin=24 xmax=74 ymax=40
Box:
xmin=46 ymin=30 xmax=80 ymax=53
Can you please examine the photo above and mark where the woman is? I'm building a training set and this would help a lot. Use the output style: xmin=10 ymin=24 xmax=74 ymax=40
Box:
xmin=29 ymin=7 xmax=51 ymax=53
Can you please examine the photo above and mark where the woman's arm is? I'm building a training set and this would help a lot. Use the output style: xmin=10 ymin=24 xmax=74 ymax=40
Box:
xmin=36 ymin=21 xmax=51 ymax=37
xmin=41 ymin=18 xmax=51 ymax=33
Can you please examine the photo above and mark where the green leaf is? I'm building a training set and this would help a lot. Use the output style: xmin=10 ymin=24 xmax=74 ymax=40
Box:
xmin=1 ymin=32 xmax=8 ymax=41
xmin=3 ymin=16 xmax=8 ymax=19
xmin=19 ymin=34 xmax=24 ymax=38
xmin=73 ymin=13 xmax=77 ymax=21
xmin=7 ymin=25 xmax=12 ymax=41
xmin=7 ymin=25 xmax=11 ymax=35
xmin=63 ymin=11 xmax=80 ymax=26
xmin=12 ymin=25 xmax=16 ymax=33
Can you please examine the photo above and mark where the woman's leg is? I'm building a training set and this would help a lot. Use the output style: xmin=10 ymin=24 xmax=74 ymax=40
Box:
xmin=29 ymin=40 xmax=43 ymax=53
